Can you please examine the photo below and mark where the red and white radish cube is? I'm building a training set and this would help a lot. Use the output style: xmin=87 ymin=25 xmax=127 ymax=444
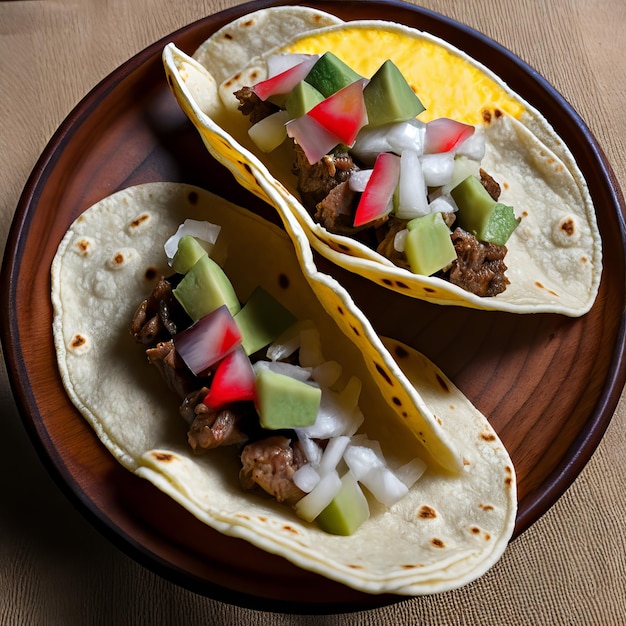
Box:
xmin=173 ymin=304 xmax=242 ymax=376
xmin=286 ymin=114 xmax=342 ymax=165
xmin=202 ymin=345 xmax=256 ymax=410
xmin=353 ymin=152 xmax=400 ymax=227
xmin=266 ymin=53 xmax=318 ymax=79
xmin=252 ymin=56 xmax=318 ymax=101
xmin=424 ymin=117 xmax=475 ymax=154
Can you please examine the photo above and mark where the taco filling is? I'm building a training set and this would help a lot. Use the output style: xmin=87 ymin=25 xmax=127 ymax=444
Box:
xmin=234 ymin=53 xmax=520 ymax=298
xmin=130 ymin=221 xmax=427 ymax=535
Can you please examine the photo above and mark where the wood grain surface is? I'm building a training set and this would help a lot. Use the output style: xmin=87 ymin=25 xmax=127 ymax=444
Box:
xmin=1 ymin=0 xmax=625 ymax=624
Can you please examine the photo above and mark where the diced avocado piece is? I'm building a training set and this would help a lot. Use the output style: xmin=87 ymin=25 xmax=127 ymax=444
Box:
xmin=404 ymin=212 xmax=457 ymax=276
xmin=255 ymin=368 xmax=321 ymax=430
xmin=304 ymin=52 xmax=362 ymax=97
xmin=173 ymin=255 xmax=241 ymax=321
xmin=450 ymin=175 xmax=519 ymax=245
xmin=316 ymin=472 xmax=370 ymax=536
xmin=234 ymin=286 xmax=297 ymax=356
xmin=363 ymin=60 xmax=425 ymax=127
xmin=171 ymin=235 xmax=207 ymax=275
xmin=285 ymin=80 xmax=325 ymax=119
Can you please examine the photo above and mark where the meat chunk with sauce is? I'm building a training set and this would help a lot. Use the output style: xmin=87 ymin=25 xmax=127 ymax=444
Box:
xmin=239 ymin=436 xmax=306 ymax=504
xmin=234 ymin=86 xmax=280 ymax=125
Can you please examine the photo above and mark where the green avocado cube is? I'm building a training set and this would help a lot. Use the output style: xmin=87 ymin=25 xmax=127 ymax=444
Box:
xmin=450 ymin=175 xmax=519 ymax=245
xmin=285 ymin=80 xmax=325 ymax=119
xmin=404 ymin=212 xmax=457 ymax=276
xmin=171 ymin=235 xmax=207 ymax=275
xmin=234 ymin=286 xmax=297 ymax=356
xmin=363 ymin=60 xmax=425 ymax=127
xmin=173 ymin=254 xmax=241 ymax=321
xmin=255 ymin=369 xmax=321 ymax=430
xmin=316 ymin=472 xmax=370 ymax=536
xmin=305 ymin=52 xmax=362 ymax=97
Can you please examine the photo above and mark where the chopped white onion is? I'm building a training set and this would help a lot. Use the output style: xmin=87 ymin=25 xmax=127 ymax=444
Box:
xmin=396 ymin=149 xmax=429 ymax=219
xmin=394 ymin=457 xmax=427 ymax=488
xmin=318 ymin=436 xmax=350 ymax=476
xmin=348 ymin=169 xmax=373 ymax=192
xmin=455 ymin=127 xmax=485 ymax=161
xmin=299 ymin=434 xmax=323 ymax=467
xmin=294 ymin=470 xmax=342 ymax=522
xmin=420 ymin=152 xmax=455 ymax=187
xmin=248 ymin=110 xmax=290 ymax=153
xmin=293 ymin=463 xmax=320 ymax=493
xmin=266 ymin=319 xmax=314 ymax=361
xmin=428 ymin=194 xmax=458 ymax=215
xmin=252 ymin=360 xmax=313 ymax=382
xmin=164 ymin=219 xmax=221 ymax=264
xmin=299 ymin=327 xmax=325 ymax=367
xmin=386 ymin=119 xmax=426 ymax=154
xmin=351 ymin=127 xmax=392 ymax=166
xmin=393 ymin=228 xmax=408 ymax=253
xmin=312 ymin=360 xmax=342 ymax=387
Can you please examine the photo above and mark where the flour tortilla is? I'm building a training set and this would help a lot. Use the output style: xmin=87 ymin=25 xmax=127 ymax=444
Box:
xmin=51 ymin=182 xmax=516 ymax=595
xmin=162 ymin=7 xmax=601 ymax=316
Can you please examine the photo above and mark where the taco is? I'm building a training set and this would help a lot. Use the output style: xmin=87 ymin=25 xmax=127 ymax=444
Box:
xmin=162 ymin=7 xmax=601 ymax=316
xmin=51 ymin=182 xmax=516 ymax=595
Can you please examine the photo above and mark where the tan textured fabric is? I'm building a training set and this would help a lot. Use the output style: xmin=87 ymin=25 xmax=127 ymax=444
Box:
xmin=0 ymin=0 xmax=624 ymax=624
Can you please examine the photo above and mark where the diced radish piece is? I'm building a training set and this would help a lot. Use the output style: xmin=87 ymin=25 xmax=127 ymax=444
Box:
xmin=202 ymin=346 xmax=256 ymax=410
xmin=164 ymin=219 xmax=221 ymax=263
xmin=173 ymin=305 xmax=242 ymax=375
xmin=423 ymin=118 xmax=475 ymax=154
xmin=252 ymin=56 xmax=318 ymax=101
xmin=248 ymin=110 xmax=290 ymax=153
xmin=318 ymin=436 xmax=350 ymax=476
xmin=353 ymin=152 xmax=400 ymax=227
xmin=293 ymin=463 xmax=321 ymax=493
xmin=294 ymin=470 xmax=342 ymax=522
xmin=286 ymin=114 xmax=342 ymax=165
xmin=420 ymin=152 xmax=455 ymax=187
xmin=348 ymin=169 xmax=373 ymax=193
xmin=395 ymin=149 xmax=429 ymax=220
xmin=266 ymin=53 xmax=318 ymax=79
xmin=307 ymin=78 xmax=369 ymax=147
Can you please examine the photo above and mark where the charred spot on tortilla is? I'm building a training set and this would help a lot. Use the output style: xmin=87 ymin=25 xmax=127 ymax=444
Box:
xmin=144 ymin=266 xmax=158 ymax=281
xmin=418 ymin=505 xmax=437 ymax=519
xmin=393 ymin=344 xmax=409 ymax=360
xmin=130 ymin=212 xmax=151 ymax=229
xmin=479 ymin=503 xmax=495 ymax=511
xmin=336 ymin=305 xmax=345 ymax=315
xmin=278 ymin=273 xmax=290 ymax=289
xmin=423 ymin=287 xmax=436 ymax=293
xmin=382 ymin=278 xmax=393 ymax=286
xmin=436 ymin=374 xmax=449 ymax=393
xmin=69 ymin=333 xmax=88 ymax=352
xmin=480 ymin=431 xmax=497 ymax=442
xmin=391 ymin=396 xmax=402 ymax=407
xmin=431 ymin=538 xmax=446 ymax=548
xmin=396 ymin=281 xmax=410 ymax=289
xmin=187 ymin=190 xmax=199 ymax=205
xmin=350 ymin=324 xmax=360 ymax=336
xmin=375 ymin=362 xmax=393 ymax=386
xmin=152 ymin=452 xmax=175 ymax=462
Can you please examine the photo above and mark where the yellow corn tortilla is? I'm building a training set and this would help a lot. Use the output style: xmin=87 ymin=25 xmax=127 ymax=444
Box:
xmin=51 ymin=182 xmax=516 ymax=595
xmin=163 ymin=7 xmax=601 ymax=316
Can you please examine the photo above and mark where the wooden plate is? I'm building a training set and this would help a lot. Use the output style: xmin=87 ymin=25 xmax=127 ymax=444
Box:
xmin=2 ymin=0 xmax=625 ymax=613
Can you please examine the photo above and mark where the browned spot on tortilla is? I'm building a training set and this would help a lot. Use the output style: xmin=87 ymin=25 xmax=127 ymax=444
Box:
xmin=348 ymin=564 xmax=364 ymax=569
xmin=375 ymin=363 xmax=392 ymax=385
xmin=242 ymin=19 xmax=255 ymax=27
xmin=535 ymin=281 xmax=544 ymax=289
xmin=223 ymin=33 xmax=233 ymax=40
xmin=112 ymin=252 xmax=125 ymax=266
xmin=436 ymin=374 xmax=449 ymax=392
xmin=394 ymin=345 xmax=409 ymax=359
xmin=463 ymin=458 xmax=471 ymax=466
xmin=481 ymin=431 xmax=496 ymax=442
xmin=75 ymin=239 xmax=91 ymax=254
xmin=581 ymin=256 xmax=588 ymax=263
xmin=77 ymin=215 xmax=86 ymax=223
xmin=505 ymin=466 xmax=512 ymax=474
xmin=470 ymin=526 xmax=481 ymax=534
xmin=243 ymin=163 xmax=253 ymax=174
xmin=547 ymin=157 xmax=555 ymax=165
xmin=282 ymin=525 xmax=299 ymax=534
xmin=188 ymin=190 xmax=199 ymax=205
xmin=418 ymin=505 xmax=437 ymax=519
xmin=167 ymin=73 xmax=173 ymax=87
xmin=505 ymin=476 xmax=513 ymax=486
xmin=423 ymin=287 xmax=436 ymax=293
xmin=485 ymin=532 xmax=491 ymax=540
xmin=144 ymin=266 xmax=158 ymax=281
xmin=235 ymin=513 xmax=250 ymax=520
xmin=351 ymin=325 xmax=360 ymax=336
xmin=555 ymin=163 xmax=563 ymax=172
xmin=337 ymin=305 xmax=344 ymax=315
xmin=258 ymin=516 xmax=267 ymax=522
xmin=435 ymin=416 xmax=442 ymax=425
xmin=503 ymin=182 xmax=509 ymax=190
xmin=130 ymin=213 xmax=150 ymax=228
xmin=522 ymin=210 xmax=529 ymax=217
xmin=482 ymin=108 xmax=492 ymax=124
xmin=401 ymin=563 xmax=421 ymax=569
xmin=382 ymin=278 xmax=393 ymax=286
xmin=479 ymin=503 xmax=494 ymax=511
xmin=152 ymin=452 xmax=174 ymax=462
xmin=338 ymin=243 xmax=351 ymax=252
xmin=278 ymin=273 xmax=289 ymax=289
xmin=391 ymin=396 xmax=402 ymax=406
xmin=431 ymin=538 xmax=445 ymax=548
xmin=395 ymin=281 xmax=410 ymax=289
xmin=250 ymin=70 xmax=259 ymax=82
xmin=70 ymin=334 xmax=87 ymax=349
xmin=449 ymin=404 xmax=455 ymax=410
xmin=402 ymin=411 xmax=408 ymax=418
xmin=494 ymin=108 xmax=503 ymax=118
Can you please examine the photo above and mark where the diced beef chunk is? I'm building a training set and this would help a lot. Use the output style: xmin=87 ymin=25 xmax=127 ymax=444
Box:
xmin=186 ymin=395 xmax=253 ymax=452
xmin=480 ymin=168 xmax=501 ymax=201
xmin=145 ymin=340 xmax=196 ymax=399
xmin=447 ymin=227 xmax=509 ymax=297
xmin=239 ymin=436 xmax=306 ymax=504
xmin=234 ymin=86 xmax=279 ymax=125
xmin=293 ymin=144 xmax=357 ymax=212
